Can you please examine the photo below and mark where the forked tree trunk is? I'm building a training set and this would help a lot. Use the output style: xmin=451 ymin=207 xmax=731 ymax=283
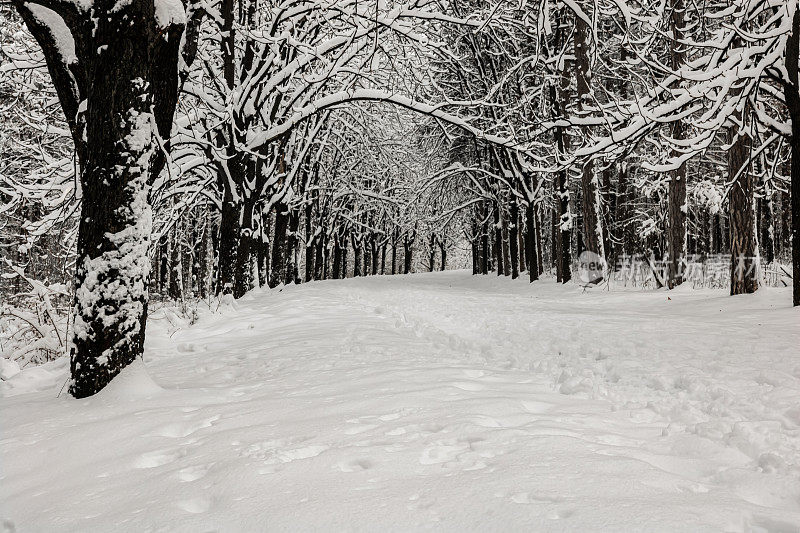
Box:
xmin=52 ymin=0 xmax=189 ymax=397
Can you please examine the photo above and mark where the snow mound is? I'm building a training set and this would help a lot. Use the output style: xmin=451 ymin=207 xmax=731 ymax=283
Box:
xmin=94 ymin=359 xmax=162 ymax=401
xmin=1 ymin=356 xmax=67 ymax=397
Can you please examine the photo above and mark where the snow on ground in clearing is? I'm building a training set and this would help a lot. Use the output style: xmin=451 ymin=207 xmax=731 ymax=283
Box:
xmin=2 ymin=271 xmax=799 ymax=532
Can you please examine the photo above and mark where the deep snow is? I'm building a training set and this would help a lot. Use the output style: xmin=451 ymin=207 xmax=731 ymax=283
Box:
xmin=2 ymin=271 xmax=799 ymax=532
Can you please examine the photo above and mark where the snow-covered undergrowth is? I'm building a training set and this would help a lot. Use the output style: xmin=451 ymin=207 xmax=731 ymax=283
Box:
xmin=0 ymin=266 xmax=69 ymax=373
xmin=1 ymin=271 xmax=798 ymax=532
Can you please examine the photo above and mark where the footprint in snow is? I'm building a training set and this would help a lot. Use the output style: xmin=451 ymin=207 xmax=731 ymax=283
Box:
xmin=176 ymin=497 xmax=211 ymax=514
xmin=150 ymin=415 xmax=221 ymax=439
xmin=177 ymin=464 xmax=211 ymax=482
xmin=419 ymin=441 xmax=470 ymax=465
xmin=450 ymin=381 xmax=486 ymax=392
xmin=547 ymin=508 xmax=575 ymax=520
xmin=134 ymin=448 xmax=186 ymax=469
xmin=337 ymin=459 xmax=374 ymax=472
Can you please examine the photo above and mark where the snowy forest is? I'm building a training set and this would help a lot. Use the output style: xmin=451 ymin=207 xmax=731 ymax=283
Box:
xmin=1 ymin=0 xmax=800 ymax=530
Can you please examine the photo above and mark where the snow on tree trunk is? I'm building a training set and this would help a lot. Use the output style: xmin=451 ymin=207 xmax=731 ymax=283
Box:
xmin=785 ymin=8 xmax=800 ymax=307
xmin=727 ymin=116 xmax=758 ymax=296
xmin=70 ymin=80 xmax=155 ymax=398
xmin=574 ymin=14 xmax=604 ymax=263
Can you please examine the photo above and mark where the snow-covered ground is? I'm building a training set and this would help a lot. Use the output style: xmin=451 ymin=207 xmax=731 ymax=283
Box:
xmin=2 ymin=271 xmax=799 ymax=532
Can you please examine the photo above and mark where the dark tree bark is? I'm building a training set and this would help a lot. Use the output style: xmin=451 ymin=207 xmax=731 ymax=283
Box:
xmin=304 ymin=200 xmax=314 ymax=282
xmin=480 ymin=203 xmax=490 ymax=274
xmin=784 ymin=8 xmax=800 ymax=306
xmin=233 ymin=196 xmax=257 ymax=298
xmin=332 ymin=236 xmax=342 ymax=280
xmin=509 ymin=197 xmax=520 ymax=279
xmin=391 ymin=229 xmax=399 ymax=275
xmin=526 ymin=202 xmax=539 ymax=282
xmin=727 ymin=115 xmax=758 ymax=295
xmin=574 ymin=13 xmax=603 ymax=260
xmin=550 ymin=8 xmax=572 ymax=283
xmin=269 ymin=203 xmax=289 ymax=288
xmin=217 ymin=197 xmax=240 ymax=294
xmin=667 ymin=0 xmax=687 ymax=289
xmin=314 ymin=235 xmax=325 ymax=281
xmin=370 ymin=235 xmax=379 ymax=275
xmin=403 ymin=229 xmax=415 ymax=274
xmin=169 ymin=225 xmax=183 ymax=300
xmin=352 ymin=234 xmax=362 ymax=277
xmin=18 ymin=0 xmax=198 ymax=397
xmin=493 ymin=203 xmax=504 ymax=276
xmin=429 ymin=234 xmax=436 ymax=272
xmin=258 ymin=209 xmax=270 ymax=287
xmin=285 ymin=208 xmax=300 ymax=284
xmin=518 ymin=215 xmax=527 ymax=273
xmin=341 ymin=232 xmax=349 ymax=279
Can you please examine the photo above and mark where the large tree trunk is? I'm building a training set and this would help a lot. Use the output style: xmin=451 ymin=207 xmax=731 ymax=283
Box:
xmin=257 ymin=208 xmax=270 ymax=287
xmin=480 ymin=203 xmax=490 ymax=274
xmin=509 ymin=197 xmax=520 ymax=279
xmin=64 ymin=0 xmax=187 ymax=397
xmin=493 ymin=203 xmax=504 ymax=276
xmin=550 ymin=9 xmax=572 ymax=283
xmin=269 ymin=203 xmax=289 ymax=288
xmin=233 ymin=196 xmax=256 ymax=298
xmin=727 ymin=116 xmax=758 ymax=295
xmin=526 ymin=202 xmax=539 ymax=282
xmin=352 ymin=234 xmax=362 ymax=277
xmin=391 ymin=236 xmax=398 ymax=275
xmin=217 ymin=198 xmax=240 ymax=294
xmin=332 ymin=236 xmax=342 ymax=280
xmin=784 ymin=8 xmax=800 ymax=306
xmin=429 ymin=234 xmax=436 ymax=272
xmin=574 ymin=14 xmax=604 ymax=261
xmin=71 ymin=85 xmax=155 ymax=397
xmin=304 ymin=201 xmax=314 ymax=282
xmin=169 ymin=224 xmax=183 ymax=300
xmin=285 ymin=208 xmax=300 ymax=284
xmin=403 ymin=232 xmax=414 ymax=274
xmin=667 ymin=0 xmax=687 ymax=289
xmin=314 ymin=235 xmax=325 ymax=281
xmin=370 ymin=235 xmax=379 ymax=275
xmin=341 ymin=233 xmax=350 ymax=278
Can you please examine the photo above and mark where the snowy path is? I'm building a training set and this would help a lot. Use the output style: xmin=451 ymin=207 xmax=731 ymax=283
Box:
xmin=2 ymin=272 xmax=799 ymax=532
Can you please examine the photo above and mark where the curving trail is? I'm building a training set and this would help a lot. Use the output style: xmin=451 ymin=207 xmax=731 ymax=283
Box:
xmin=2 ymin=271 xmax=799 ymax=532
